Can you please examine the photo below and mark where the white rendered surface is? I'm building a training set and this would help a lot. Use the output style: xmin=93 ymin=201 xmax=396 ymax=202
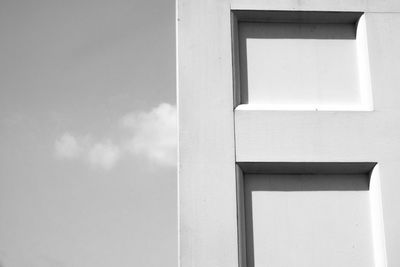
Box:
xmin=246 ymin=174 xmax=374 ymax=267
xmin=240 ymin=20 xmax=372 ymax=110
xmin=230 ymin=0 xmax=400 ymax=12
xmin=177 ymin=1 xmax=238 ymax=267
xmin=235 ymin=13 xmax=400 ymax=266
xmin=179 ymin=1 xmax=400 ymax=267
xmin=246 ymin=38 xmax=359 ymax=108
xmin=370 ymin=167 xmax=388 ymax=267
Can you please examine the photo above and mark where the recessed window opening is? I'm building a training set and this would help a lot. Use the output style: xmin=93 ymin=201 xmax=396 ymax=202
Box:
xmin=236 ymin=162 xmax=386 ymax=267
xmin=232 ymin=11 xmax=373 ymax=111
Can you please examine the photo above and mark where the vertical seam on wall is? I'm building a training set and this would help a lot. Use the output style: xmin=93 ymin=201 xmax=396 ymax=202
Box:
xmin=230 ymin=7 xmax=243 ymax=267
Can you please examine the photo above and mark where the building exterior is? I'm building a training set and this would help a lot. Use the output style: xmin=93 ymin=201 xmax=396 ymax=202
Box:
xmin=177 ymin=1 xmax=400 ymax=266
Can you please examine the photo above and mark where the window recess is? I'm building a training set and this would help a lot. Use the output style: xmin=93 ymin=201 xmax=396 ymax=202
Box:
xmin=232 ymin=11 xmax=373 ymax=111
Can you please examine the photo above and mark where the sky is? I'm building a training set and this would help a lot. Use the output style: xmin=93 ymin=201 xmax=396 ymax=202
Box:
xmin=0 ymin=0 xmax=176 ymax=266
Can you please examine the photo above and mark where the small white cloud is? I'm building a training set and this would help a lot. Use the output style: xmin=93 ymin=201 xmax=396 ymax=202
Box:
xmin=54 ymin=103 xmax=177 ymax=170
xmin=54 ymin=134 xmax=121 ymax=171
xmin=121 ymin=103 xmax=177 ymax=166
xmin=54 ymin=133 xmax=82 ymax=159
xmin=87 ymin=141 xmax=121 ymax=170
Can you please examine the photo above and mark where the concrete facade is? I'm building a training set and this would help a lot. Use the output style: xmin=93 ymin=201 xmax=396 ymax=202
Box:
xmin=177 ymin=1 xmax=400 ymax=266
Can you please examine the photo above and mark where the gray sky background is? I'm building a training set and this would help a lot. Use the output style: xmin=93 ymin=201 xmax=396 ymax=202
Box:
xmin=0 ymin=0 xmax=176 ymax=266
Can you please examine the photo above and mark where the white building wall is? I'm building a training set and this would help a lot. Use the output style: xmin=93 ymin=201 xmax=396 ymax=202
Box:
xmin=178 ymin=1 xmax=400 ymax=266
